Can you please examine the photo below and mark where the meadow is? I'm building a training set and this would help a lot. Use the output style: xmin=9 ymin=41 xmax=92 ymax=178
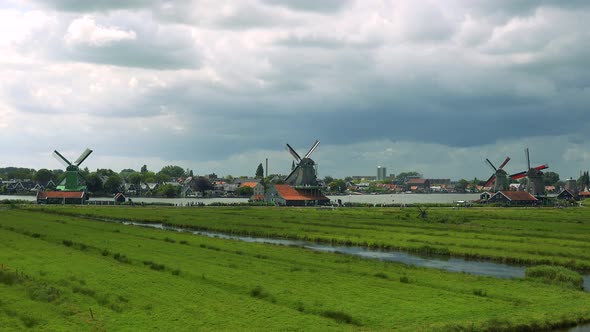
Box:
xmin=30 ymin=204 xmax=590 ymax=271
xmin=1 ymin=206 xmax=590 ymax=331
xmin=0 ymin=207 xmax=590 ymax=331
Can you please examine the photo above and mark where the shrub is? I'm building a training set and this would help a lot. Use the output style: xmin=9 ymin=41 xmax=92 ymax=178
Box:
xmin=374 ymin=272 xmax=388 ymax=279
xmin=321 ymin=310 xmax=360 ymax=325
xmin=472 ymin=289 xmax=487 ymax=297
xmin=113 ymin=253 xmax=130 ymax=264
xmin=399 ymin=276 xmax=410 ymax=283
xmin=164 ymin=237 xmax=176 ymax=243
xmin=101 ymin=249 xmax=110 ymax=256
xmin=20 ymin=315 xmax=40 ymax=328
xmin=62 ymin=240 xmax=74 ymax=247
xmin=0 ymin=270 xmax=19 ymax=285
xmin=525 ymin=265 xmax=583 ymax=289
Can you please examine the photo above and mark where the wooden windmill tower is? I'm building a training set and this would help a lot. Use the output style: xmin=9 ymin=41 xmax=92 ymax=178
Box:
xmin=53 ymin=148 xmax=93 ymax=192
xmin=484 ymin=156 xmax=511 ymax=192
xmin=509 ymin=148 xmax=548 ymax=196
xmin=284 ymin=140 xmax=321 ymax=187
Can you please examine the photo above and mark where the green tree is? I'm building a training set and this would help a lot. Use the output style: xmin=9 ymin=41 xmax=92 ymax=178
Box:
xmin=119 ymin=169 xmax=136 ymax=180
xmin=104 ymin=174 xmax=123 ymax=194
xmin=96 ymin=169 xmax=115 ymax=177
xmin=158 ymin=184 xmax=179 ymax=198
xmin=323 ymin=176 xmax=334 ymax=184
xmin=155 ymin=172 xmax=170 ymax=184
xmin=34 ymin=169 xmax=54 ymax=185
xmin=542 ymin=171 xmax=560 ymax=187
xmin=128 ymin=172 xmax=143 ymax=185
xmin=86 ymin=173 xmax=104 ymax=194
xmin=329 ymin=179 xmax=347 ymax=193
xmin=143 ymin=171 xmax=156 ymax=183
xmin=159 ymin=165 xmax=186 ymax=178
xmin=193 ymin=176 xmax=213 ymax=192
xmin=237 ymin=186 xmax=254 ymax=197
xmin=578 ymin=171 xmax=590 ymax=189
xmin=140 ymin=165 xmax=148 ymax=173
xmin=256 ymin=163 xmax=264 ymax=178
xmin=455 ymin=179 xmax=469 ymax=192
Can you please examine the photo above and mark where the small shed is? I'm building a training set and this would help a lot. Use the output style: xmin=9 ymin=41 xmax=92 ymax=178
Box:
xmin=114 ymin=193 xmax=126 ymax=204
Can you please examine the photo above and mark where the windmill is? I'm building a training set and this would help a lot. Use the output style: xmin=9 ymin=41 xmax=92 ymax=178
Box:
xmin=483 ymin=156 xmax=511 ymax=192
xmin=509 ymin=148 xmax=548 ymax=196
xmin=284 ymin=140 xmax=320 ymax=187
xmin=52 ymin=148 xmax=93 ymax=192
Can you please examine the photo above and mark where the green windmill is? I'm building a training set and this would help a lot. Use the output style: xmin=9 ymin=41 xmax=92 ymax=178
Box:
xmin=53 ymin=148 xmax=93 ymax=192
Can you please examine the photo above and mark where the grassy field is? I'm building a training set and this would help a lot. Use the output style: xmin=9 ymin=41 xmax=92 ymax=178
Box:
xmin=28 ymin=204 xmax=590 ymax=272
xmin=0 ymin=207 xmax=590 ymax=331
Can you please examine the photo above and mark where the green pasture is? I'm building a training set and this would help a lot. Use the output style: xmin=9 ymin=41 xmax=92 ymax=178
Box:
xmin=1 ymin=207 xmax=589 ymax=331
xmin=28 ymin=205 xmax=590 ymax=271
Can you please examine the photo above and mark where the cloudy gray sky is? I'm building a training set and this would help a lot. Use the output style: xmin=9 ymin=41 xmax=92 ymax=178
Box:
xmin=1 ymin=0 xmax=589 ymax=179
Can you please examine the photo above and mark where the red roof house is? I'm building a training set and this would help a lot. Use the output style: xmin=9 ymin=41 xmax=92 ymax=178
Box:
xmin=487 ymin=191 xmax=538 ymax=205
xmin=265 ymin=184 xmax=330 ymax=206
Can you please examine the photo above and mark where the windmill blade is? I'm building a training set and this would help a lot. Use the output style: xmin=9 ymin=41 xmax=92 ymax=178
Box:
xmin=286 ymin=144 xmax=301 ymax=162
xmin=525 ymin=148 xmax=531 ymax=170
xmin=304 ymin=140 xmax=320 ymax=159
xmin=74 ymin=148 xmax=93 ymax=166
xmin=498 ymin=156 xmax=511 ymax=170
xmin=485 ymin=158 xmax=497 ymax=172
xmin=52 ymin=150 xmax=72 ymax=167
xmin=284 ymin=164 xmax=300 ymax=183
xmin=510 ymin=171 xmax=527 ymax=180
xmin=533 ymin=164 xmax=548 ymax=171
xmin=484 ymin=174 xmax=496 ymax=188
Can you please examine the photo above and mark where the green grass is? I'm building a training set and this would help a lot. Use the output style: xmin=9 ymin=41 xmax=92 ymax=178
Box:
xmin=0 ymin=207 xmax=589 ymax=330
xmin=27 ymin=204 xmax=590 ymax=272
xmin=526 ymin=265 xmax=584 ymax=289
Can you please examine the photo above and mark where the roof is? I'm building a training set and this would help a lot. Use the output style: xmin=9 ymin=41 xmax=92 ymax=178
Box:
xmin=407 ymin=178 xmax=428 ymax=184
xmin=493 ymin=191 xmax=537 ymax=201
xmin=579 ymin=191 xmax=590 ymax=197
xmin=274 ymin=184 xmax=329 ymax=201
xmin=38 ymin=191 xmax=85 ymax=199
xmin=241 ymin=182 xmax=260 ymax=188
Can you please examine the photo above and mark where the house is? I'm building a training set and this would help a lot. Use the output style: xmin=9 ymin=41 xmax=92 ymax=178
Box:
xmin=240 ymin=182 xmax=265 ymax=199
xmin=37 ymin=191 xmax=86 ymax=204
xmin=181 ymin=186 xmax=197 ymax=198
xmin=407 ymin=178 xmax=430 ymax=193
xmin=265 ymin=184 xmax=330 ymax=206
xmin=578 ymin=191 xmax=590 ymax=200
xmin=557 ymin=189 xmax=578 ymax=201
xmin=487 ymin=191 xmax=538 ymax=206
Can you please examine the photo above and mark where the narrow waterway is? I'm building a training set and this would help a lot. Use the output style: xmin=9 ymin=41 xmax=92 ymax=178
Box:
xmin=120 ymin=220 xmax=590 ymax=291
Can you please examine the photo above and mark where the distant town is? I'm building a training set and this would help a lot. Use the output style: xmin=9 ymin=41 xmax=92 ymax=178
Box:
xmin=2 ymin=164 xmax=589 ymax=200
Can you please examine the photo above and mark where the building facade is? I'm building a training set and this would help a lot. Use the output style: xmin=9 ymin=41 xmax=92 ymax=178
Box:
xmin=377 ymin=166 xmax=387 ymax=181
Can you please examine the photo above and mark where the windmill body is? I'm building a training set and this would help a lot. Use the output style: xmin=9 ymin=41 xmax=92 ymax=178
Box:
xmin=509 ymin=148 xmax=548 ymax=196
xmin=484 ymin=157 xmax=511 ymax=192
xmin=53 ymin=148 xmax=93 ymax=192
xmin=284 ymin=140 xmax=321 ymax=188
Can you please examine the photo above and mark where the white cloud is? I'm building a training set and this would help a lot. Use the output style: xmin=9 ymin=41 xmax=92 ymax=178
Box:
xmin=64 ymin=15 xmax=136 ymax=46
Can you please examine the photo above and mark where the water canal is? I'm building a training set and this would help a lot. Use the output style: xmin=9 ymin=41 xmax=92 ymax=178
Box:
xmin=118 ymin=220 xmax=589 ymax=291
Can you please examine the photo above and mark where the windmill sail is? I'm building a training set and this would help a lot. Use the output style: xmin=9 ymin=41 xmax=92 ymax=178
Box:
xmin=74 ymin=148 xmax=93 ymax=166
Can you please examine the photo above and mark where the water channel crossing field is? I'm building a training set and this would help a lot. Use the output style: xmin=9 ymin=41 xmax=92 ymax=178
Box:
xmin=1 ymin=205 xmax=590 ymax=331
